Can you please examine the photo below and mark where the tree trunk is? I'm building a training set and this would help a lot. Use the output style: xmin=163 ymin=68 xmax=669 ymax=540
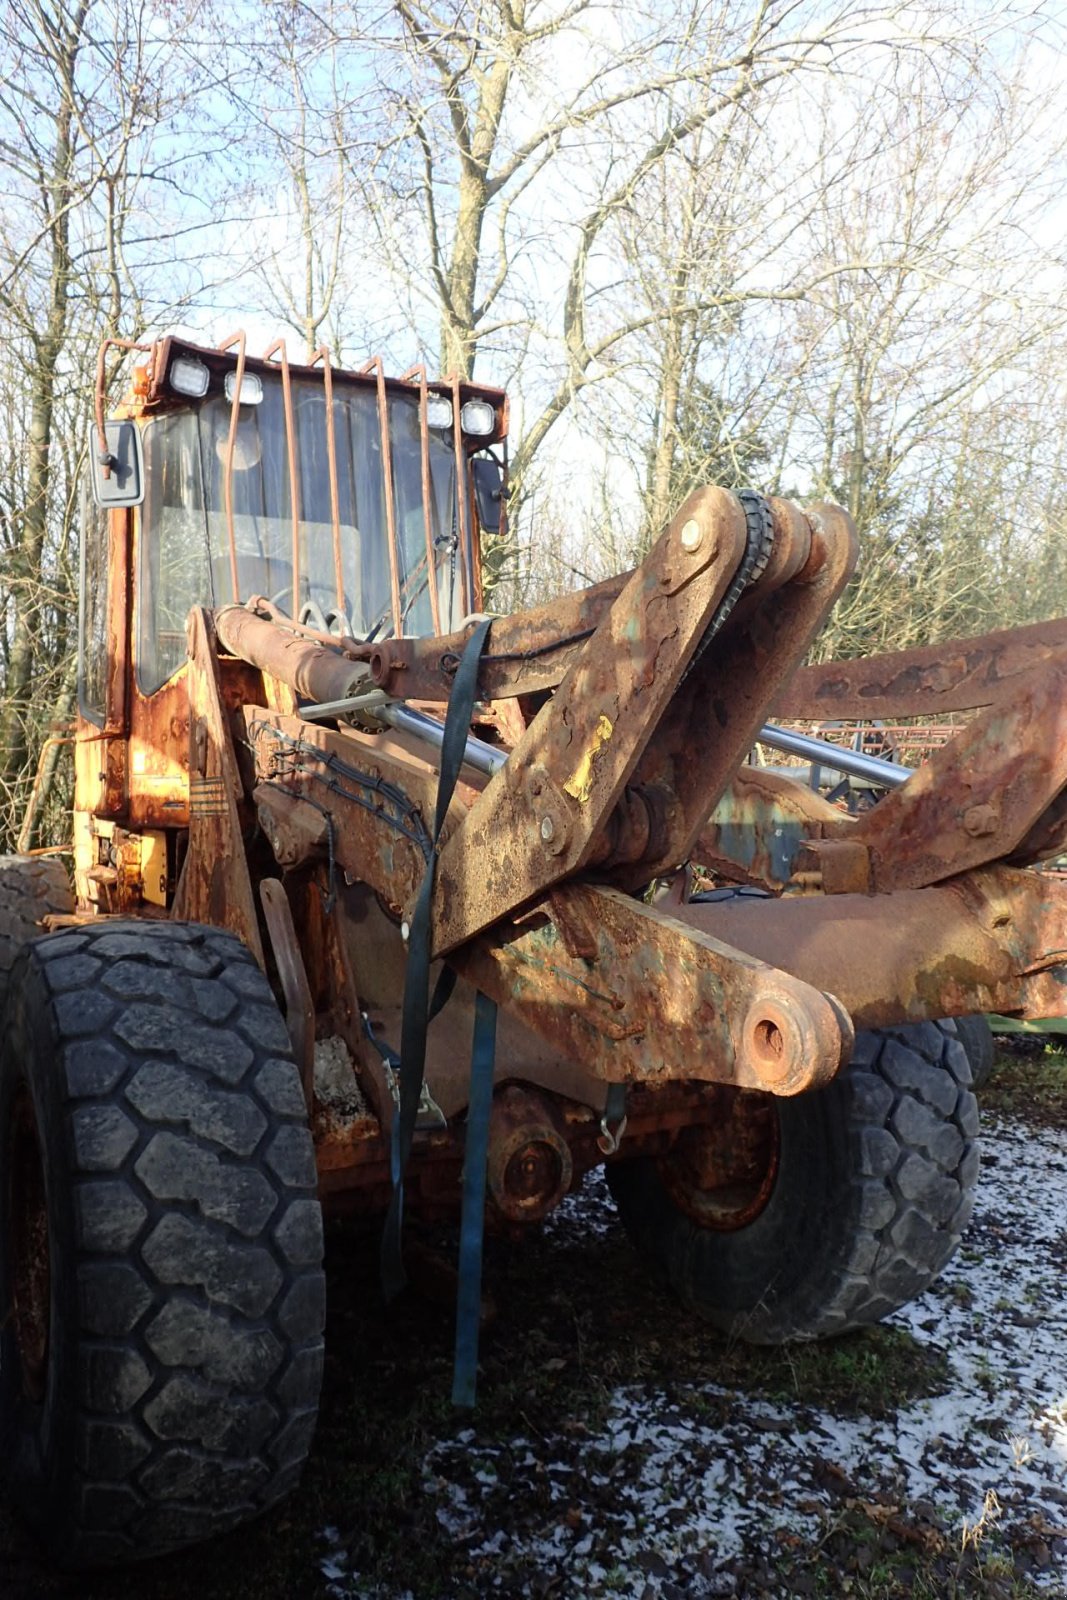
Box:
xmin=17 ymin=657 xmax=76 ymax=852
xmin=0 ymin=6 xmax=84 ymax=809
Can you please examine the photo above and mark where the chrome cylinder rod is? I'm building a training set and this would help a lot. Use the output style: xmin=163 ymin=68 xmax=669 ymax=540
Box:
xmin=380 ymin=703 xmax=506 ymax=778
xmin=387 ymin=707 xmax=912 ymax=790
xmin=306 ymin=692 xmax=913 ymax=791
xmin=756 ymin=723 xmax=912 ymax=789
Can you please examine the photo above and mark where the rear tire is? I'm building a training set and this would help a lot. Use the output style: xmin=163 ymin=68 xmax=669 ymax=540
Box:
xmin=0 ymin=855 xmax=72 ymax=1013
xmin=0 ymin=920 xmax=325 ymax=1567
xmin=953 ymin=1014 xmax=995 ymax=1089
xmin=606 ymin=1020 xmax=979 ymax=1343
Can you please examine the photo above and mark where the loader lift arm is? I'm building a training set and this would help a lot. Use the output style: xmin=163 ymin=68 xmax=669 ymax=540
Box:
xmin=205 ymin=480 xmax=1067 ymax=1105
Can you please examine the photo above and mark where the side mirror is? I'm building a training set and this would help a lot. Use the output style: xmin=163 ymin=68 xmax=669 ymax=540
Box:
xmin=89 ymin=420 xmax=144 ymax=507
xmin=472 ymin=455 xmax=504 ymax=534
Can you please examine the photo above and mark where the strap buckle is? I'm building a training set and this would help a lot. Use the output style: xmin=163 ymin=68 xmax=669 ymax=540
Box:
xmin=597 ymin=1083 xmax=628 ymax=1155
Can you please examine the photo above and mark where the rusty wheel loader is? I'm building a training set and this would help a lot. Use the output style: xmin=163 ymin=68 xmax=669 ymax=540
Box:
xmin=0 ymin=329 xmax=1064 ymax=1566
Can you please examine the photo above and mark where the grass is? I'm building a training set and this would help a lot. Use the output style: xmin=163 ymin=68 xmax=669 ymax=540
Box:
xmin=767 ymin=1485 xmax=1050 ymax=1600
xmin=980 ymin=1036 xmax=1067 ymax=1130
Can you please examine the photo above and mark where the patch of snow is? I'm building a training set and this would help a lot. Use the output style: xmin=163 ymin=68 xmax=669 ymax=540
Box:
xmin=321 ymin=1112 xmax=1067 ymax=1597
xmin=423 ymin=1114 xmax=1067 ymax=1595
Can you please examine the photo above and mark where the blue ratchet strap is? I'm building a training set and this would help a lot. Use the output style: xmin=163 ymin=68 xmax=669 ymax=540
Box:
xmin=381 ymin=616 xmax=494 ymax=1303
xmin=359 ymin=1018 xmax=405 ymax=1191
xmin=452 ymin=988 xmax=498 ymax=1408
xmin=364 ymin=975 xmax=456 ymax=1168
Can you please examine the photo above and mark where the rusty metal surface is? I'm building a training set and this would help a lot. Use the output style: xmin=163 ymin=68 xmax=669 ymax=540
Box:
xmin=142 ymin=333 xmax=509 ymax=435
xmin=348 ymin=907 xmax=585 ymax=1120
xmin=263 ymin=339 xmax=304 ymax=612
xmin=243 ymin=708 xmax=448 ymax=912
xmin=485 ymin=1086 xmax=574 ymax=1223
xmin=626 ymin=502 xmax=859 ymax=882
xmin=445 ymin=370 xmax=477 ymax=614
xmin=308 ymin=345 xmax=347 ymax=616
xmin=431 ymin=487 xmax=750 ymax=954
xmin=675 ymin=863 xmax=1067 ymax=1028
xmin=313 ymin=1079 xmax=736 ymax=1213
xmin=847 ymin=657 xmax=1067 ymax=890
xmin=403 ymin=366 xmax=443 ymax=634
xmin=790 ymin=837 xmax=873 ymax=895
xmin=696 ymin=766 xmax=855 ymax=889
xmin=216 ymin=605 xmax=370 ymax=703
xmin=369 ymin=571 xmax=628 ymax=702
xmin=658 ymin=1093 xmax=780 ymax=1232
xmin=170 ymin=608 xmax=264 ymax=965
xmin=361 ymin=355 xmax=404 ymax=633
xmin=367 ymin=496 xmax=812 ymax=706
xmin=254 ymin=783 xmax=328 ymax=869
xmin=86 ymin=313 xmax=1067 ymax=1216
xmin=334 ymin=881 xmax=613 ymax=1127
xmin=93 ymin=335 xmax=153 ymax=475
xmin=1009 ymin=789 xmax=1067 ymax=865
xmin=122 ymin=657 xmax=266 ymax=833
xmin=242 ymin=596 xmax=369 ymax=659
xmin=99 ymin=501 xmax=132 ymax=816
xmin=775 ymin=615 xmax=1067 ymax=721
xmin=260 ymin=878 xmax=316 ymax=1110
xmin=127 ymin=331 xmax=508 ymax=632
xmin=451 ymin=882 xmax=853 ymax=1096
xmin=217 ymin=330 xmax=248 ymax=600
xmin=757 ymin=497 xmax=812 ymax=591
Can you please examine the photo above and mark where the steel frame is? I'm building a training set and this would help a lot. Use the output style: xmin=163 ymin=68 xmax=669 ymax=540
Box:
xmin=73 ymin=335 xmax=1067 ymax=1212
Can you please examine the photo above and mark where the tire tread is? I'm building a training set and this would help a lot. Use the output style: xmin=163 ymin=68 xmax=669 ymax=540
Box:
xmin=607 ymin=1019 xmax=980 ymax=1344
xmin=3 ymin=919 xmax=324 ymax=1567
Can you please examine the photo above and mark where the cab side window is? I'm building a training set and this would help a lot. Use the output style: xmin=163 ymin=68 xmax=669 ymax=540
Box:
xmin=78 ymin=475 xmax=109 ymax=724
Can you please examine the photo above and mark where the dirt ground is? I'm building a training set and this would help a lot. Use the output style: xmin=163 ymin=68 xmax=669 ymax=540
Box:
xmin=1 ymin=1043 xmax=1064 ymax=1600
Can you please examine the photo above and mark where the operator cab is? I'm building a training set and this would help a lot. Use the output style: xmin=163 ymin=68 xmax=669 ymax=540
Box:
xmin=76 ymin=332 xmax=508 ymax=907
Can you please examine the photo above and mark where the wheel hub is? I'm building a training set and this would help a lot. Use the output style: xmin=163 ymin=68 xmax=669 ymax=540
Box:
xmin=658 ymin=1090 xmax=780 ymax=1232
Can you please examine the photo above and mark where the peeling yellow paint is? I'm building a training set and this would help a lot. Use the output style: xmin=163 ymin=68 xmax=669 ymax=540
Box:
xmin=563 ymin=713 xmax=614 ymax=804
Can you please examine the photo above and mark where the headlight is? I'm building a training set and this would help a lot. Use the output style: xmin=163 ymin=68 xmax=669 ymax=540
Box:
xmin=426 ymin=395 xmax=453 ymax=429
xmin=460 ymin=400 xmax=495 ymax=436
xmin=224 ymin=370 xmax=264 ymax=405
xmin=169 ymin=357 xmax=209 ymax=398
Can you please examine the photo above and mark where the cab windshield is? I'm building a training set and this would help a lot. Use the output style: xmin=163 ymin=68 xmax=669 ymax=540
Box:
xmin=138 ymin=376 xmax=460 ymax=694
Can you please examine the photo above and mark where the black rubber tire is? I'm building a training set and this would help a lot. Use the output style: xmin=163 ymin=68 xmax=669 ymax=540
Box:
xmin=606 ymin=1020 xmax=979 ymax=1344
xmin=953 ymin=1014 xmax=995 ymax=1089
xmin=0 ymin=919 xmax=325 ymax=1567
xmin=0 ymin=855 xmax=73 ymax=1014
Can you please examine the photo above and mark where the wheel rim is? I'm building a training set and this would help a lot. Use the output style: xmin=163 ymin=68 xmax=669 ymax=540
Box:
xmin=658 ymin=1090 xmax=780 ymax=1232
xmin=8 ymin=1086 xmax=50 ymax=1403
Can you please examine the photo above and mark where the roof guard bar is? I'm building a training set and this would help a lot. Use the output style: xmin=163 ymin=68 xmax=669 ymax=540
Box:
xmin=361 ymin=356 xmax=403 ymax=637
xmin=310 ymin=345 xmax=345 ymax=616
xmin=400 ymin=364 xmax=443 ymax=636
xmin=443 ymin=370 xmax=475 ymax=615
xmin=217 ymin=330 xmax=248 ymax=601
xmin=263 ymin=339 xmax=302 ymax=617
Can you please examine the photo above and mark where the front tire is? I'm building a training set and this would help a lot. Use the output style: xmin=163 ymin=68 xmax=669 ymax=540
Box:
xmin=0 ymin=920 xmax=325 ymax=1567
xmin=606 ymin=1021 xmax=979 ymax=1343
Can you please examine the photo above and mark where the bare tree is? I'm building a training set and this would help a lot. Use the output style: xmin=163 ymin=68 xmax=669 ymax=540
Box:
xmin=778 ymin=49 xmax=1067 ymax=658
xmin=346 ymin=0 xmax=978 ymax=499
xmin=240 ymin=2 xmax=369 ymax=363
xmin=0 ymin=0 xmax=220 ymax=846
